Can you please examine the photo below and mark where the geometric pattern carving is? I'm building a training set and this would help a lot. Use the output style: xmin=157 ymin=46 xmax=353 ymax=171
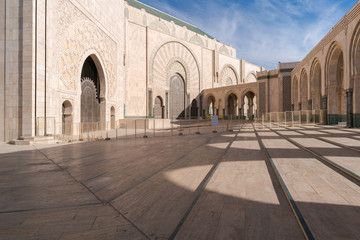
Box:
xmin=151 ymin=42 xmax=199 ymax=91
xmin=220 ymin=65 xmax=237 ymax=87
xmin=189 ymin=34 xmax=204 ymax=47
xmin=57 ymin=0 xmax=117 ymax=98
xmin=168 ymin=61 xmax=186 ymax=85
xmin=226 ymin=78 xmax=233 ymax=86
xmin=246 ymin=73 xmax=257 ymax=83
xmin=81 ymin=77 xmax=100 ymax=123
xmin=219 ymin=45 xmax=229 ymax=56
xmin=169 ymin=75 xmax=185 ymax=119
xmin=149 ymin=20 xmax=170 ymax=34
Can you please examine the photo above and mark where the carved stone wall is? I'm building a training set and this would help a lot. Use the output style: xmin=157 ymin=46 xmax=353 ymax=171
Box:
xmin=167 ymin=60 xmax=187 ymax=87
xmin=220 ymin=65 xmax=237 ymax=87
xmin=151 ymin=41 xmax=200 ymax=92
xmin=57 ymin=0 xmax=117 ymax=98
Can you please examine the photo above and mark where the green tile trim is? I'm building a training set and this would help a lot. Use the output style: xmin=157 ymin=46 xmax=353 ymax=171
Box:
xmin=125 ymin=0 xmax=214 ymax=39
xmin=327 ymin=114 xmax=346 ymax=125
xmin=354 ymin=113 xmax=360 ymax=128
xmin=339 ymin=115 xmax=347 ymax=122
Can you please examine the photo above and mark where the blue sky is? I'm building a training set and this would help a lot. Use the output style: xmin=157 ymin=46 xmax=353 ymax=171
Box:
xmin=141 ymin=0 xmax=358 ymax=69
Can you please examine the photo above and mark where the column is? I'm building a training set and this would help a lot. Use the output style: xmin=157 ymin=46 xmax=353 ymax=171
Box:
xmin=321 ymin=96 xmax=327 ymax=125
xmin=346 ymin=89 xmax=353 ymax=128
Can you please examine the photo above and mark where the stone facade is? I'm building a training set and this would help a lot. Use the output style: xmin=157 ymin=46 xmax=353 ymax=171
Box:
xmin=124 ymin=0 xmax=262 ymax=119
xmin=2 ymin=0 xmax=360 ymax=142
xmin=0 ymin=0 xmax=263 ymax=142
xmin=291 ymin=3 xmax=360 ymax=127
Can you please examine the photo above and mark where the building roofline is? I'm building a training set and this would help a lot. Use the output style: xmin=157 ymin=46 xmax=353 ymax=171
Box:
xmin=125 ymin=0 xmax=215 ymax=39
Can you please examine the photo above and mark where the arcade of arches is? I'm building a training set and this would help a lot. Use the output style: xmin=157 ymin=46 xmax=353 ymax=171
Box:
xmin=291 ymin=16 xmax=360 ymax=128
xmin=202 ymin=84 xmax=258 ymax=120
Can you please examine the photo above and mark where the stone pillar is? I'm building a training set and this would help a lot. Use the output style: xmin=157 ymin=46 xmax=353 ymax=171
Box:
xmin=241 ymin=104 xmax=245 ymax=119
xmin=239 ymin=108 xmax=242 ymax=119
xmin=308 ymin=99 xmax=313 ymax=123
xmin=321 ymin=96 xmax=327 ymax=125
xmin=346 ymin=89 xmax=353 ymax=128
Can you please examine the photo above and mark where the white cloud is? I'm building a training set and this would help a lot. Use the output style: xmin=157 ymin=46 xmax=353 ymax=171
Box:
xmin=143 ymin=0 xmax=356 ymax=69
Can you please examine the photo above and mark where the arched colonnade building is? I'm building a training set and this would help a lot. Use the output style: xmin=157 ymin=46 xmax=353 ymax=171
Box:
xmin=2 ymin=0 xmax=360 ymax=143
xmin=290 ymin=3 xmax=360 ymax=127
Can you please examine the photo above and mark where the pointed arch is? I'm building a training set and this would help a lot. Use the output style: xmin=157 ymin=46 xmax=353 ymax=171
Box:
xmin=350 ymin=20 xmax=360 ymax=127
xmin=310 ymin=58 xmax=322 ymax=110
xmin=325 ymin=41 xmax=345 ymax=124
xmin=204 ymin=94 xmax=217 ymax=116
xmin=300 ymin=68 xmax=308 ymax=110
xmin=220 ymin=64 xmax=239 ymax=86
xmin=149 ymin=40 xmax=201 ymax=92
xmin=149 ymin=20 xmax=170 ymax=34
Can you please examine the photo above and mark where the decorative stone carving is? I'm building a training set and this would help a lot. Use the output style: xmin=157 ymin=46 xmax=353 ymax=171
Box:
xmin=124 ymin=7 xmax=129 ymax=19
xmin=57 ymin=0 xmax=117 ymax=98
xmin=220 ymin=65 xmax=238 ymax=86
xmin=81 ymin=77 xmax=100 ymax=123
xmin=151 ymin=41 xmax=200 ymax=91
xmin=219 ymin=45 xmax=229 ymax=56
xmin=246 ymin=73 xmax=257 ymax=83
xmin=149 ymin=20 xmax=170 ymax=34
xmin=189 ymin=34 xmax=204 ymax=47
xmin=168 ymin=61 xmax=186 ymax=84
xmin=226 ymin=77 xmax=233 ymax=86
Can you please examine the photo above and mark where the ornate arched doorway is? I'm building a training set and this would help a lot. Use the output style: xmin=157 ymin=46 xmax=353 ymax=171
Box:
xmin=62 ymin=100 xmax=72 ymax=135
xmin=169 ymin=74 xmax=185 ymax=120
xmin=154 ymin=96 xmax=164 ymax=119
xmin=80 ymin=55 xmax=105 ymax=124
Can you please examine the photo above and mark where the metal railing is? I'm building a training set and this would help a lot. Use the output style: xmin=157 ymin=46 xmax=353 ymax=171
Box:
xmin=30 ymin=117 xmax=243 ymax=142
xmin=257 ymin=110 xmax=325 ymax=128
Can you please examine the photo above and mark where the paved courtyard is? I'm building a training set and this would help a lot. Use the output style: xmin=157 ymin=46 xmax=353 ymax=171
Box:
xmin=0 ymin=122 xmax=360 ymax=239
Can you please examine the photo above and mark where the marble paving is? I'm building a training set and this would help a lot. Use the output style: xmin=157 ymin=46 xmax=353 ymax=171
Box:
xmin=0 ymin=123 xmax=359 ymax=239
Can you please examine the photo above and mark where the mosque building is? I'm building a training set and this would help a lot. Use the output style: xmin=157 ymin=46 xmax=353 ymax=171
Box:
xmin=1 ymin=0 xmax=360 ymax=142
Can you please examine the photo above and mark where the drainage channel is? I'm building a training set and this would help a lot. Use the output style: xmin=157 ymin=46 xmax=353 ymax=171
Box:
xmin=168 ymin=123 xmax=245 ymax=240
xmin=252 ymin=123 xmax=314 ymax=240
